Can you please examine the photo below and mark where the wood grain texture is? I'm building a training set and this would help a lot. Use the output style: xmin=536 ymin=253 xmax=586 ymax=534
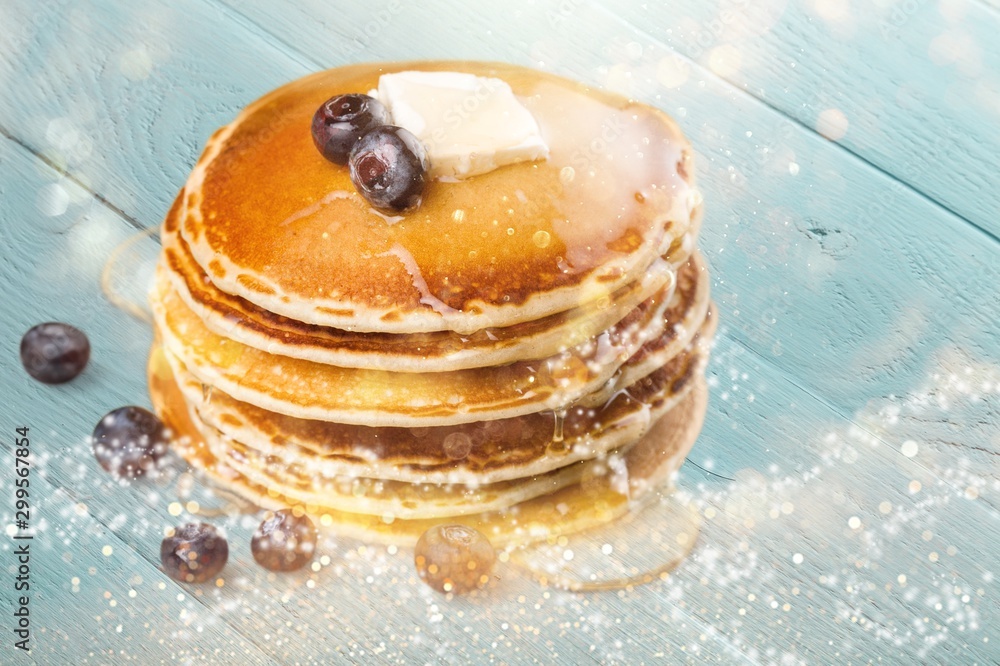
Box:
xmin=0 ymin=0 xmax=997 ymax=663
xmin=0 ymin=0 xmax=312 ymax=230
xmin=604 ymin=0 xmax=1000 ymax=240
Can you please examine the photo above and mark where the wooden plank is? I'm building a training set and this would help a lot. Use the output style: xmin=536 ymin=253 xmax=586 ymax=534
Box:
xmin=0 ymin=0 xmax=312 ymax=230
xmin=600 ymin=0 xmax=1000 ymax=240
xmin=685 ymin=341 xmax=998 ymax=664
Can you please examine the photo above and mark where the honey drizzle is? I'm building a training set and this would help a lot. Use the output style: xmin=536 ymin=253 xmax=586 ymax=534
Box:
xmin=552 ymin=408 xmax=566 ymax=444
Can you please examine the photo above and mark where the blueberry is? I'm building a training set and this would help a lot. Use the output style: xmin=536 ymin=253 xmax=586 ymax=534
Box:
xmin=311 ymin=94 xmax=390 ymax=165
xmin=349 ymin=125 xmax=428 ymax=212
xmin=414 ymin=524 xmax=495 ymax=594
xmin=161 ymin=522 xmax=228 ymax=583
xmin=251 ymin=508 xmax=317 ymax=572
xmin=20 ymin=322 xmax=90 ymax=384
xmin=91 ymin=406 xmax=168 ymax=479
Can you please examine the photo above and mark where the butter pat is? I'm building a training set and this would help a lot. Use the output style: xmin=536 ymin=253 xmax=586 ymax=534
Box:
xmin=375 ymin=71 xmax=549 ymax=179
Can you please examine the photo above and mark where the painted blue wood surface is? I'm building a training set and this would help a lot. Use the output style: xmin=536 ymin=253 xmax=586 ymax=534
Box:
xmin=0 ymin=0 xmax=997 ymax=663
xmin=610 ymin=0 xmax=1000 ymax=240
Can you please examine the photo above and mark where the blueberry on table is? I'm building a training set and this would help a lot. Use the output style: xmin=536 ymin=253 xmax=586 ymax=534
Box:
xmin=349 ymin=125 xmax=429 ymax=213
xmin=161 ymin=522 xmax=229 ymax=583
xmin=251 ymin=508 xmax=318 ymax=572
xmin=311 ymin=93 xmax=390 ymax=165
xmin=20 ymin=322 xmax=90 ymax=384
xmin=91 ymin=406 xmax=168 ymax=479
xmin=414 ymin=524 xmax=496 ymax=594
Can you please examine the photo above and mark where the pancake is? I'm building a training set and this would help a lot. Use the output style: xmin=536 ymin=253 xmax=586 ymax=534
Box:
xmin=201 ymin=421 xmax=619 ymax=520
xmin=163 ymin=191 xmax=701 ymax=371
xmin=198 ymin=416 xmax=607 ymax=520
xmin=179 ymin=61 xmax=700 ymax=334
xmin=147 ymin=60 xmax=715 ymax=554
xmin=148 ymin=343 xmax=709 ymax=546
xmin=168 ymin=316 xmax=710 ymax=485
xmin=579 ymin=298 xmax=713 ymax=408
xmin=152 ymin=261 xmax=687 ymax=427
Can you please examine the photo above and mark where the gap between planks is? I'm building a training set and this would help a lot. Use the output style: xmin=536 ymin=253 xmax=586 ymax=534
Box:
xmin=0 ymin=124 xmax=147 ymax=233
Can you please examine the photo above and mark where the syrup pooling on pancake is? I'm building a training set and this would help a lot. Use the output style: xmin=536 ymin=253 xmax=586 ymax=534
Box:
xmin=179 ymin=61 xmax=698 ymax=333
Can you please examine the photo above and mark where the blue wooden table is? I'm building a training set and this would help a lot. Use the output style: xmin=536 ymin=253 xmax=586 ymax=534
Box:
xmin=1 ymin=1 xmax=998 ymax=663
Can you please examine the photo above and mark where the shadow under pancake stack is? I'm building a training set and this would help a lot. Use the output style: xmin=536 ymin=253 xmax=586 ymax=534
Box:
xmin=148 ymin=61 xmax=716 ymax=548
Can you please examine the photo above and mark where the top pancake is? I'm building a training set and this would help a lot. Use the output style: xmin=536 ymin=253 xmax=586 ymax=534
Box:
xmin=180 ymin=61 xmax=698 ymax=334
xmin=164 ymin=191 xmax=696 ymax=371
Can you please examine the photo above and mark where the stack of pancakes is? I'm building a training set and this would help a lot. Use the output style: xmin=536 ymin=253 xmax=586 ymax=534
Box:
xmin=148 ymin=62 xmax=715 ymax=547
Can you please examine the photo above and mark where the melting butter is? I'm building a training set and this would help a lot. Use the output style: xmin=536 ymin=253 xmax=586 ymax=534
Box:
xmin=374 ymin=70 xmax=549 ymax=179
